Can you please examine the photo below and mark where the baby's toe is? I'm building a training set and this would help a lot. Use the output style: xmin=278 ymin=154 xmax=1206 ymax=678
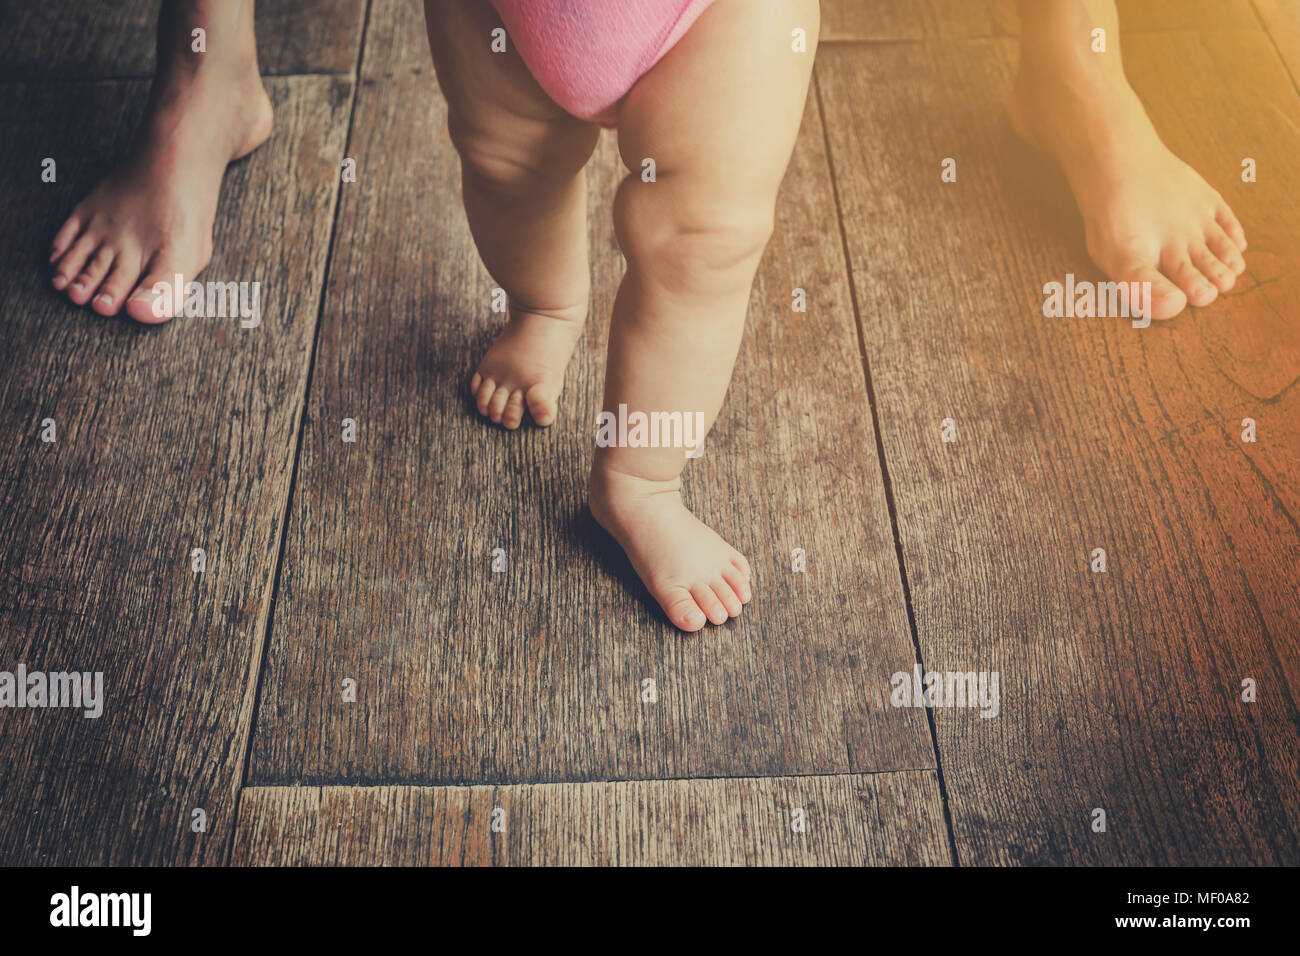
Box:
xmin=711 ymin=579 xmax=742 ymax=617
xmin=730 ymin=553 xmax=752 ymax=579
xmin=487 ymin=385 xmax=511 ymax=423
xmin=660 ymin=586 xmax=707 ymax=632
xmin=690 ymin=584 xmax=729 ymax=626
xmin=722 ymin=566 xmax=751 ymax=604
xmin=474 ymin=376 xmax=497 ymax=415
xmin=501 ymin=390 xmax=526 ymax=430
xmin=525 ymin=383 xmax=558 ymax=427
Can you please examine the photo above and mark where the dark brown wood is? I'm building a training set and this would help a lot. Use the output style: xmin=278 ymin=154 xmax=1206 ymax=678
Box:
xmin=232 ymin=771 xmax=951 ymax=865
xmin=8 ymin=0 xmax=1295 ymax=869
xmin=242 ymin=58 xmax=934 ymax=787
xmin=0 ymin=0 xmax=367 ymax=79
xmin=0 ymin=75 xmax=352 ymax=864
xmin=820 ymin=0 xmax=1259 ymax=41
xmin=816 ymin=33 xmax=1300 ymax=864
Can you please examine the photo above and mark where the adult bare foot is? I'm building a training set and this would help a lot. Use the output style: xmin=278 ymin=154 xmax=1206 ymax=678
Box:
xmin=1009 ymin=0 xmax=1247 ymax=320
xmin=49 ymin=0 xmax=272 ymax=322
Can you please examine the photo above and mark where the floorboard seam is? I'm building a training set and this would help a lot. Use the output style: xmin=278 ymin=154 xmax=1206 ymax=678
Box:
xmin=0 ymin=70 xmax=359 ymax=85
xmin=1250 ymin=0 xmax=1300 ymax=97
xmin=221 ymin=0 xmax=376 ymax=866
xmin=812 ymin=68 xmax=962 ymax=867
xmin=239 ymin=766 xmax=944 ymax=793
xmin=817 ymin=29 xmax=1264 ymax=45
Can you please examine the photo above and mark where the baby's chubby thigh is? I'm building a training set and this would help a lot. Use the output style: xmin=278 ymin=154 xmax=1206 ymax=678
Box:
xmin=611 ymin=0 xmax=820 ymax=301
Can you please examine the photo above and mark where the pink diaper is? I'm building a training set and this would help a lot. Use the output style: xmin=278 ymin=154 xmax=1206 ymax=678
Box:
xmin=488 ymin=0 xmax=715 ymax=128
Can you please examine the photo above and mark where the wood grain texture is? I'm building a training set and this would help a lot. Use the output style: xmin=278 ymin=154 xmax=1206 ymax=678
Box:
xmin=0 ymin=76 xmax=352 ymax=864
xmin=1254 ymin=0 xmax=1300 ymax=85
xmin=817 ymin=34 xmax=1300 ymax=864
xmin=360 ymin=0 xmax=429 ymax=77
xmin=1114 ymin=0 xmax=1262 ymax=31
xmin=0 ymin=0 xmax=367 ymax=79
xmin=243 ymin=63 xmax=934 ymax=787
xmin=820 ymin=0 xmax=1259 ymax=41
xmin=232 ymin=771 xmax=951 ymax=865
xmin=822 ymin=0 xmax=1020 ymax=40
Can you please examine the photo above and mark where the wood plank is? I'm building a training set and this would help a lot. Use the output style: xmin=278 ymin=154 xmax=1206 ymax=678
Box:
xmin=244 ymin=65 xmax=934 ymax=785
xmin=0 ymin=75 xmax=352 ymax=864
xmin=0 ymin=0 xmax=367 ymax=79
xmin=1113 ymin=0 xmax=1261 ymax=31
xmin=232 ymin=771 xmax=951 ymax=865
xmin=821 ymin=0 xmax=1258 ymax=41
xmin=822 ymin=0 xmax=1019 ymax=40
xmin=361 ymin=0 xmax=429 ymax=77
xmin=1255 ymin=0 xmax=1300 ymax=86
xmin=817 ymin=35 xmax=1300 ymax=864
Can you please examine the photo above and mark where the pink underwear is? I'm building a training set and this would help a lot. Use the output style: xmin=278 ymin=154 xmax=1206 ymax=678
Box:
xmin=488 ymin=0 xmax=715 ymax=128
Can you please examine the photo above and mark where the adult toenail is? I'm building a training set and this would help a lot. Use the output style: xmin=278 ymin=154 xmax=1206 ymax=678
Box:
xmin=95 ymin=293 xmax=112 ymax=304
xmin=53 ymin=276 xmax=67 ymax=289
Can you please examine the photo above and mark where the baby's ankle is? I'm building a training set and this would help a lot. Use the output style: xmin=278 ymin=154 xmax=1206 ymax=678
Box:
xmin=509 ymin=297 xmax=589 ymax=326
xmin=588 ymin=463 xmax=682 ymax=526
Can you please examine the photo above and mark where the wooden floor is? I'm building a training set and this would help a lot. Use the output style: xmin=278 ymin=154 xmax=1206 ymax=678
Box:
xmin=0 ymin=0 xmax=1296 ymax=866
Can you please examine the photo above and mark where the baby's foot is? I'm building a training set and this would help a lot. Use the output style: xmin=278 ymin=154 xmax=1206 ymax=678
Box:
xmin=1009 ymin=63 xmax=1247 ymax=320
xmin=470 ymin=302 xmax=586 ymax=429
xmin=50 ymin=52 xmax=272 ymax=321
xmin=589 ymin=466 xmax=752 ymax=633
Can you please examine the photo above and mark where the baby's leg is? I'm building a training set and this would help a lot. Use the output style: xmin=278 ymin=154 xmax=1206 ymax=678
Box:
xmin=1009 ymin=0 xmax=1248 ymax=319
xmin=589 ymin=0 xmax=819 ymax=632
xmin=425 ymin=0 xmax=600 ymax=429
